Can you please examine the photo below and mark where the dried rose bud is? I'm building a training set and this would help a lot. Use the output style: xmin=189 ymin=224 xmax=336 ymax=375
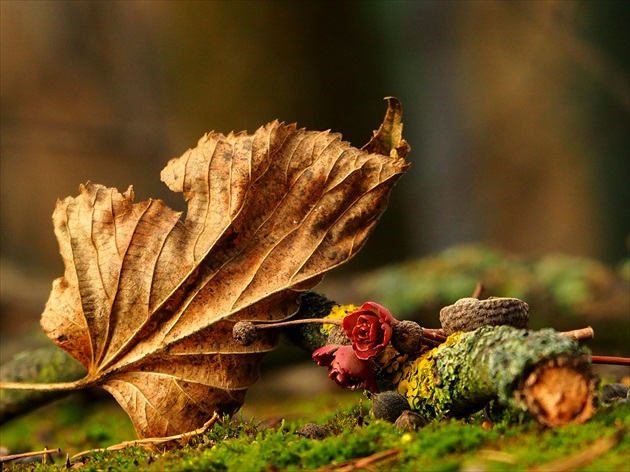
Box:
xmin=343 ymin=302 xmax=398 ymax=360
xmin=394 ymin=410 xmax=426 ymax=431
xmin=371 ymin=391 xmax=410 ymax=423
xmin=232 ymin=321 xmax=258 ymax=346
xmin=391 ymin=320 xmax=423 ymax=354
xmin=312 ymin=344 xmax=378 ymax=393
xmin=296 ymin=423 xmax=330 ymax=440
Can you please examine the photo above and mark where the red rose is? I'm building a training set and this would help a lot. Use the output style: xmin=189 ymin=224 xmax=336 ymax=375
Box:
xmin=312 ymin=344 xmax=378 ymax=393
xmin=342 ymin=302 xmax=399 ymax=360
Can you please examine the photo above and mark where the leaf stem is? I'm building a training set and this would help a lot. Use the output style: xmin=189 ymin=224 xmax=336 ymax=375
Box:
xmin=253 ymin=318 xmax=343 ymax=330
xmin=0 ymin=378 xmax=89 ymax=391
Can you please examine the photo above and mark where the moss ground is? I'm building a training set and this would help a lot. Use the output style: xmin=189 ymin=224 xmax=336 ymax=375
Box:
xmin=1 ymin=386 xmax=628 ymax=471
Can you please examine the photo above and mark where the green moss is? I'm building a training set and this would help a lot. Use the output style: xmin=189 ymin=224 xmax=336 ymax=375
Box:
xmin=2 ymin=388 xmax=628 ymax=471
xmin=0 ymin=393 xmax=136 ymax=455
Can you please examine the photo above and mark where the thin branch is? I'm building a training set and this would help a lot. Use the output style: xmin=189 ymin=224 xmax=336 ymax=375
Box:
xmin=526 ymin=429 xmax=625 ymax=472
xmin=560 ymin=326 xmax=594 ymax=341
xmin=590 ymin=355 xmax=630 ymax=366
xmin=471 ymin=282 xmax=485 ymax=299
xmin=0 ymin=447 xmax=60 ymax=464
xmin=422 ymin=328 xmax=447 ymax=345
xmin=315 ymin=447 xmax=401 ymax=472
xmin=70 ymin=412 xmax=220 ymax=460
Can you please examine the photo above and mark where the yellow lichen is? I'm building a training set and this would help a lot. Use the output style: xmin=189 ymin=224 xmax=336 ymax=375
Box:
xmin=376 ymin=346 xmax=412 ymax=386
xmin=321 ymin=304 xmax=359 ymax=334
xmin=385 ymin=332 xmax=466 ymax=415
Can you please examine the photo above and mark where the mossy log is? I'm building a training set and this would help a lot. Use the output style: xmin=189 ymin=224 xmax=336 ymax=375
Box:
xmin=379 ymin=326 xmax=597 ymax=426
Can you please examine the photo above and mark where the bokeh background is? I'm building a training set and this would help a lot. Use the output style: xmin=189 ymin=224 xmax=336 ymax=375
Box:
xmin=1 ymin=1 xmax=628 ymax=363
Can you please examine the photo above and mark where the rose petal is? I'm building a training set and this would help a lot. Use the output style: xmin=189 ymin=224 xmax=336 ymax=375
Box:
xmin=312 ymin=344 xmax=342 ymax=367
xmin=341 ymin=302 xmax=400 ymax=361
xmin=329 ymin=346 xmax=378 ymax=392
xmin=342 ymin=311 xmax=362 ymax=338
xmin=361 ymin=301 xmax=398 ymax=326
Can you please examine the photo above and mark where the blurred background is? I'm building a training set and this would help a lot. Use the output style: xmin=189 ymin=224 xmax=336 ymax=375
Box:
xmin=1 ymin=1 xmax=628 ymax=364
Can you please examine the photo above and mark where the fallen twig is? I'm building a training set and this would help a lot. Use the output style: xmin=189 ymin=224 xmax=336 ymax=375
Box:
xmin=560 ymin=326 xmax=594 ymax=341
xmin=70 ymin=412 xmax=220 ymax=460
xmin=0 ymin=447 xmax=60 ymax=464
xmin=315 ymin=447 xmax=402 ymax=472
xmin=420 ymin=328 xmax=447 ymax=346
xmin=526 ymin=429 xmax=625 ymax=472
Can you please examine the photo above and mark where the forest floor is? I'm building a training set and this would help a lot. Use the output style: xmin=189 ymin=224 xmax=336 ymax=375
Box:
xmin=1 ymin=360 xmax=628 ymax=472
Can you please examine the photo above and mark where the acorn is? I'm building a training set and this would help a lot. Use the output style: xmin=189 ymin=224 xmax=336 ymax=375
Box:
xmin=391 ymin=320 xmax=423 ymax=354
xmin=296 ymin=423 xmax=330 ymax=440
xmin=371 ymin=391 xmax=410 ymax=423
xmin=394 ymin=410 xmax=427 ymax=431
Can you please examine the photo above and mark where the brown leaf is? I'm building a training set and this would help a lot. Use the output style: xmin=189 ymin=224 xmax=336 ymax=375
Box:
xmin=361 ymin=97 xmax=410 ymax=159
xmin=40 ymin=100 xmax=410 ymax=437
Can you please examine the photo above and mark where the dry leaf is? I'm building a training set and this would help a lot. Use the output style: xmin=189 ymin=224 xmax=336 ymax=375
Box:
xmin=38 ymin=98 xmax=409 ymax=437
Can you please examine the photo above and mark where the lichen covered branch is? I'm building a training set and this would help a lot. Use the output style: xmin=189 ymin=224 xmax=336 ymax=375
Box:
xmin=382 ymin=325 xmax=597 ymax=426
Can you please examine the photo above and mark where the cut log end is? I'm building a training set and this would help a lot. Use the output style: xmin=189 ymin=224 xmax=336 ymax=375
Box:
xmin=516 ymin=355 xmax=598 ymax=427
